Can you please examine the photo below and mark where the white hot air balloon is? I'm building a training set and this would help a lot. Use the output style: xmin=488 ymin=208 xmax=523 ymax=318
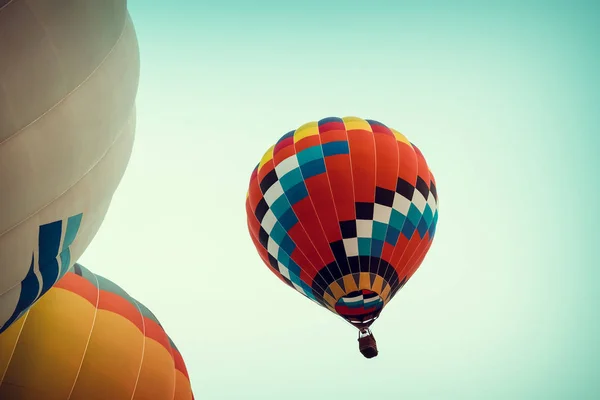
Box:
xmin=0 ymin=0 xmax=140 ymax=333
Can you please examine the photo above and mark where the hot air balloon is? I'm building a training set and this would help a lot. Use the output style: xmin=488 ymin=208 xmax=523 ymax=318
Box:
xmin=246 ymin=116 xmax=439 ymax=358
xmin=0 ymin=263 xmax=194 ymax=400
xmin=0 ymin=0 xmax=140 ymax=333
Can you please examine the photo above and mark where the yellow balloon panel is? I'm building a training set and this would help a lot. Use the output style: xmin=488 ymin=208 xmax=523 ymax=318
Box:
xmin=0 ymin=264 xmax=195 ymax=400
xmin=0 ymin=290 xmax=96 ymax=399
xmin=70 ymin=311 xmax=145 ymax=400
xmin=174 ymin=371 xmax=195 ymax=400
xmin=0 ymin=0 xmax=140 ymax=333
xmin=132 ymin=340 xmax=177 ymax=400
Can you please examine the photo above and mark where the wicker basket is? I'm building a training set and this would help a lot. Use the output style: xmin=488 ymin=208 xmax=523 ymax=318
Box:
xmin=358 ymin=334 xmax=378 ymax=358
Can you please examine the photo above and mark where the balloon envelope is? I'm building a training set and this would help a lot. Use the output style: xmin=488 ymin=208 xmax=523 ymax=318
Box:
xmin=0 ymin=0 xmax=140 ymax=332
xmin=0 ymin=263 xmax=194 ymax=400
xmin=246 ymin=117 xmax=439 ymax=330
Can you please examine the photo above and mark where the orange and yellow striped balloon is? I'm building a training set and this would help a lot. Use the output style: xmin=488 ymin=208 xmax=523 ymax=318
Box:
xmin=0 ymin=264 xmax=194 ymax=400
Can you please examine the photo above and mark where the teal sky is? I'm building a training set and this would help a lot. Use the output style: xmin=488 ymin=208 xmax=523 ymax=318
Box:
xmin=79 ymin=1 xmax=599 ymax=399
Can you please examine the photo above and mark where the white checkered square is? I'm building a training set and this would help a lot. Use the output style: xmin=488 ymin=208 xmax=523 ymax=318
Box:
xmin=278 ymin=262 xmax=291 ymax=280
xmin=267 ymin=237 xmax=279 ymax=257
xmin=356 ymin=219 xmax=373 ymax=238
xmin=263 ymin=180 xmax=284 ymax=205
xmin=373 ymin=203 xmax=392 ymax=223
xmin=427 ymin=191 xmax=437 ymax=213
xmin=275 ymin=155 xmax=300 ymax=177
xmin=260 ymin=209 xmax=277 ymax=234
xmin=342 ymin=238 xmax=359 ymax=257
xmin=392 ymin=193 xmax=411 ymax=216
xmin=411 ymin=190 xmax=427 ymax=214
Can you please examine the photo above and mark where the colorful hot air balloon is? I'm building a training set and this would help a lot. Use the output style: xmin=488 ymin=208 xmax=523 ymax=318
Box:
xmin=246 ymin=116 xmax=439 ymax=358
xmin=0 ymin=263 xmax=194 ymax=400
xmin=0 ymin=0 xmax=140 ymax=333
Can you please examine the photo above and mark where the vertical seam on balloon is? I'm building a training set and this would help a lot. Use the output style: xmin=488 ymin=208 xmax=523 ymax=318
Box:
xmin=168 ymin=335 xmax=177 ymax=400
xmin=396 ymin=168 xmax=437 ymax=289
xmin=404 ymin=174 xmax=438 ymax=274
xmin=247 ymin=200 xmax=328 ymax=306
xmin=397 ymin=235 xmax=429 ymax=288
xmin=0 ymin=11 xmax=132 ymax=147
xmin=316 ymin=121 xmax=352 ymax=294
xmin=129 ymin=299 xmax=147 ymax=400
xmin=246 ymin=215 xmax=286 ymax=289
xmin=373 ymin=122 xmax=402 ymax=292
xmin=253 ymin=142 xmax=332 ymax=300
xmin=341 ymin=117 xmax=360 ymax=277
xmin=336 ymin=117 xmax=383 ymax=328
xmin=336 ymin=117 xmax=359 ymax=293
xmin=393 ymin=152 xmax=432 ymax=288
xmin=0 ymin=310 xmax=29 ymax=388
xmin=313 ymin=122 xmax=347 ymax=292
xmin=251 ymin=156 xmax=328 ymax=303
xmin=387 ymin=150 xmax=432 ymax=298
xmin=66 ymin=270 xmax=101 ymax=400
xmin=0 ymin=105 xmax=136 ymax=238
xmin=273 ymin=175 xmax=329 ymax=277
xmin=289 ymin=127 xmax=344 ymax=297
xmin=405 ymin=239 xmax=434 ymax=282
xmin=264 ymin=147 xmax=330 ymax=292
xmin=363 ymin=121 xmax=378 ymax=285
xmin=379 ymin=141 xmax=418 ymax=301
xmin=263 ymin=213 xmax=330 ymax=300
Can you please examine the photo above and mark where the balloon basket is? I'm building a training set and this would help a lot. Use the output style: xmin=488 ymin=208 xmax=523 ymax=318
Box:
xmin=358 ymin=331 xmax=378 ymax=359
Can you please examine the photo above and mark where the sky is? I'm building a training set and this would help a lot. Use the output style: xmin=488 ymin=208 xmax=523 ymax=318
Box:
xmin=78 ymin=1 xmax=599 ymax=399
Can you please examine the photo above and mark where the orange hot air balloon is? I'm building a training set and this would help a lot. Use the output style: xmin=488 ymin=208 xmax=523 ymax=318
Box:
xmin=0 ymin=0 xmax=139 ymax=332
xmin=246 ymin=117 xmax=439 ymax=358
xmin=0 ymin=264 xmax=194 ymax=400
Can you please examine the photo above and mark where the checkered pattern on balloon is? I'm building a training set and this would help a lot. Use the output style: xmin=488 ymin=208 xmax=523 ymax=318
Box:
xmin=246 ymin=116 xmax=438 ymax=330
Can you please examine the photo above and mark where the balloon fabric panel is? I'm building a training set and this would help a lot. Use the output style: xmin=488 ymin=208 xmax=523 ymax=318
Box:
xmin=0 ymin=0 xmax=140 ymax=334
xmin=0 ymin=264 xmax=194 ymax=400
xmin=0 ymin=214 xmax=82 ymax=334
xmin=246 ymin=117 xmax=438 ymax=329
